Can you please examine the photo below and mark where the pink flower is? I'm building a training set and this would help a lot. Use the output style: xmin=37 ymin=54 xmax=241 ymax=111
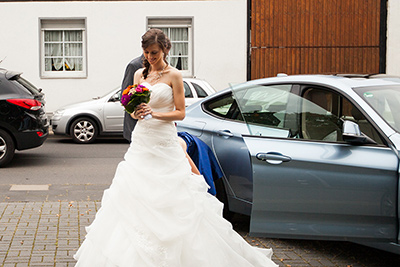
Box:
xmin=135 ymin=85 xmax=144 ymax=93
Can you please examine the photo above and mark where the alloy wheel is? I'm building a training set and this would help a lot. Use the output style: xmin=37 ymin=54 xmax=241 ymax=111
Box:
xmin=71 ymin=117 xmax=98 ymax=144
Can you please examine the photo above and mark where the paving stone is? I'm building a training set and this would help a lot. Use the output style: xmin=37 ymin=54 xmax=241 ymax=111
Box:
xmin=2 ymin=201 xmax=400 ymax=266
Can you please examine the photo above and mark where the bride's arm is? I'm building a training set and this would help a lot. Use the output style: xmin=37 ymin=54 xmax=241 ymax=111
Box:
xmin=148 ymin=70 xmax=186 ymax=121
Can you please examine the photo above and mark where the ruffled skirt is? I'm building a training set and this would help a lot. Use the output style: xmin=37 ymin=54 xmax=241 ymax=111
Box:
xmin=74 ymin=119 xmax=277 ymax=267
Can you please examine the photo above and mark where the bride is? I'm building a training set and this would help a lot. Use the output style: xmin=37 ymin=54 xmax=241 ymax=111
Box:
xmin=74 ymin=28 xmax=277 ymax=267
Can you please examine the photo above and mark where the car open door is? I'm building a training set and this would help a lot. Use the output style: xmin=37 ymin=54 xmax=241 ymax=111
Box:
xmin=245 ymin=136 xmax=398 ymax=242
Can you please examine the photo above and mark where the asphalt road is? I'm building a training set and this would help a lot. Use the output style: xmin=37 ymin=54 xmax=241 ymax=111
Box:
xmin=1 ymin=135 xmax=400 ymax=266
xmin=1 ymin=135 xmax=128 ymax=186
xmin=1 ymin=135 xmax=128 ymax=202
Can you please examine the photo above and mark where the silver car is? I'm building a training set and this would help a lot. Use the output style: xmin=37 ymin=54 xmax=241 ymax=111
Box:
xmin=176 ymin=74 xmax=400 ymax=254
xmin=51 ymin=78 xmax=216 ymax=143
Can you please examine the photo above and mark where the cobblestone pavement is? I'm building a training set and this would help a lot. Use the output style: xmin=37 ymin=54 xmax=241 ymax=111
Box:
xmin=1 ymin=201 xmax=400 ymax=267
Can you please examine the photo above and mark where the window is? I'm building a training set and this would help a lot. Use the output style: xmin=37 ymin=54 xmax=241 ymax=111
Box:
xmin=183 ymin=82 xmax=193 ymax=98
xmin=233 ymin=84 xmax=293 ymax=138
xmin=301 ymin=87 xmax=384 ymax=144
xmin=354 ymin=85 xmax=400 ymax=133
xmin=192 ymin=82 xmax=208 ymax=97
xmin=301 ymin=89 xmax=343 ymax=141
xmin=148 ymin=18 xmax=193 ymax=77
xmin=40 ymin=19 xmax=87 ymax=78
xmin=204 ymin=93 xmax=240 ymax=119
xmin=225 ymin=83 xmax=384 ymax=143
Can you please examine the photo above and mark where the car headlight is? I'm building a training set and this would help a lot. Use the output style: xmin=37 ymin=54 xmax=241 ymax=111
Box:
xmin=52 ymin=109 xmax=65 ymax=120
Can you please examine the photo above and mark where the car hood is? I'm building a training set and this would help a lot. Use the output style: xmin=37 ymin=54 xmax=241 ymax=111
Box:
xmin=59 ymin=98 xmax=104 ymax=111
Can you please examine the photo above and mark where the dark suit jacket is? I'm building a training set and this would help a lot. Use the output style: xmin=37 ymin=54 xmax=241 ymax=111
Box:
xmin=121 ymin=55 xmax=144 ymax=142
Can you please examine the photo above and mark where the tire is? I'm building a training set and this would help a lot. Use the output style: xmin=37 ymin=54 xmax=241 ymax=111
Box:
xmin=0 ymin=129 xmax=15 ymax=167
xmin=215 ymin=178 xmax=234 ymax=221
xmin=70 ymin=117 xmax=99 ymax=144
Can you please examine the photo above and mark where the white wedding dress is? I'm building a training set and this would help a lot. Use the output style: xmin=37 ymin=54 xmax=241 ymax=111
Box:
xmin=74 ymin=82 xmax=277 ymax=267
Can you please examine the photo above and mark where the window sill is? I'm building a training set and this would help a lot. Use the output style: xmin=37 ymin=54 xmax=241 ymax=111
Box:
xmin=40 ymin=72 xmax=87 ymax=79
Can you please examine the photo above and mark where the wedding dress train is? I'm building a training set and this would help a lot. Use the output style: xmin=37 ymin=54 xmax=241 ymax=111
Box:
xmin=74 ymin=82 xmax=278 ymax=267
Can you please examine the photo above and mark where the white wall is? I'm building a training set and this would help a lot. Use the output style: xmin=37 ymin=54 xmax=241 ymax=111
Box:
xmin=0 ymin=0 xmax=247 ymax=113
xmin=387 ymin=0 xmax=400 ymax=76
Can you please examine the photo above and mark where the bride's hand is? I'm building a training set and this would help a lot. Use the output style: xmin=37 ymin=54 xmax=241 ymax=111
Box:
xmin=133 ymin=103 xmax=152 ymax=120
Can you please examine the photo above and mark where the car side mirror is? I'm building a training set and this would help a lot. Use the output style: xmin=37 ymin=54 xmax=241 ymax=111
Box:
xmin=342 ymin=120 xmax=376 ymax=145
xmin=109 ymin=93 xmax=120 ymax=102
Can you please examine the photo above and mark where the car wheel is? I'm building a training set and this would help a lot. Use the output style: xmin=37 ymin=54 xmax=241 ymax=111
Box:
xmin=215 ymin=178 xmax=234 ymax=221
xmin=0 ymin=129 xmax=15 ymax=167
xmin=70 ymin=117 xmax=99 ymax=144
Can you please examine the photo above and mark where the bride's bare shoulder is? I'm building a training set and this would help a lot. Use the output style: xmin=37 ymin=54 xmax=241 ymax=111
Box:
xmin=134 ymin=68 xmax=145 ymax=84
xmin=134 ymin=68 xmax=145 ymax=76
xmin=167 ymin=66 xmax=182 ymax=79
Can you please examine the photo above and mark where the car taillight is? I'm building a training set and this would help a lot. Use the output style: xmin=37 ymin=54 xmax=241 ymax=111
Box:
xmin=7 ymin=99 xmax=42 ymax=111
xmin=36 ymin=131 xmax=44 ymax=137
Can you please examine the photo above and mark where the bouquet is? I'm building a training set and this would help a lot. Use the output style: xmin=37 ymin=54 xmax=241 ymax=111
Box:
xmin=121 ymin=84 xmax=152 ymax=119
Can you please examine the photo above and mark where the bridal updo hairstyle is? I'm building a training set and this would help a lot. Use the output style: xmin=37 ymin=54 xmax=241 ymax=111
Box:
xmin=141 ymin=28 xmax=171 ymax=79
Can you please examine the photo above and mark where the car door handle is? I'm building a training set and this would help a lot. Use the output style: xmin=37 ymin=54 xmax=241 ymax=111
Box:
xmin=256 ymin=152 xmax=291 ymax=165
xmin=217 ymin=130 xmax=234 ymax=138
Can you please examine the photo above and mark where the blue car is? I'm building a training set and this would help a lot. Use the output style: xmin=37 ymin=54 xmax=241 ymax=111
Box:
xmin=176 ymin=74 xmax=400 ymax=254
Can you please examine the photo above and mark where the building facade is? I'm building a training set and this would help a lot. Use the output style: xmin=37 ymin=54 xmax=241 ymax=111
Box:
xmin=1 ymin=0 xmax=399 ymax=114
xmin=0 ymin=0 xmax=247 ymax=113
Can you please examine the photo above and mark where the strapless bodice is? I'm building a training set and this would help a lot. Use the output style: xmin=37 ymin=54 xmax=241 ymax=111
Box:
xmin=142 ymin=82 xmax=174 ymax=113
xmin=130 ymin=82 xmax=178 ymax=150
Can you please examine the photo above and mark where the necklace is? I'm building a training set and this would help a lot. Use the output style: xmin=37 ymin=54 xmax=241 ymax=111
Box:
xmin=147 ymin=63 xmax=167 ymax=84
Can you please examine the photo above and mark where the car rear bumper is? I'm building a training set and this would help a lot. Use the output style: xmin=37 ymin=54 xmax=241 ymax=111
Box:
xmin=14 ymin=127 xmax=49 ymax=150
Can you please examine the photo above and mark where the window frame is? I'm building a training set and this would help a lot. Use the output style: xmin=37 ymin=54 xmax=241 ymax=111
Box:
xmin=147 ymin=17 xmax=193 ymax=77
xmin=39 ymin=18 xmax=87 ymax=79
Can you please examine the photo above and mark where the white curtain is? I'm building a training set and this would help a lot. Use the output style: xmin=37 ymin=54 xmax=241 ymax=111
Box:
xmin=65 ymin=31 xmax=83 ymax=71
xmin=45 ymin=31 xmax=63 ymax=71
xmin=159 ymin=28 xmax=188 ymax=70
xmin=170 ymin=28 xmax=188 ymax=70
xmin=44 ymin=30 xmax=82 ymax=71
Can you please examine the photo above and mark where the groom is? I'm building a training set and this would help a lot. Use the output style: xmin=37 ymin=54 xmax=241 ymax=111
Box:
xmin=120 ymin=54 xmax=144 ymax=142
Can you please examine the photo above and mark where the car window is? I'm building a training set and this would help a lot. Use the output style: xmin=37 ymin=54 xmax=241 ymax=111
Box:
xmin=183 ymin=82 xmax=193 ymax=98
xmin=0 ymin=77 xmax=32 ymax=96
xmin=354 ymin=85 xmax=400 ymax=133
xmin=232 ymin=84 xmax=292 ymax=137
xmin=301 ymin=87 xmax=384 ymax=144
xmin=203 ymin=92 xmax=243 ymax=120
xmin=109 ymin=92 xmax=121 ymax=102
xmin=15 ymin=76 xmax=41 ymax=95
xmin=301 ymin=89 xmax=342 ymax=141
xmin=228 ymin=83 xmax=385 ymax=144
xmin=192 ymin=82 xmax=208 ymax=97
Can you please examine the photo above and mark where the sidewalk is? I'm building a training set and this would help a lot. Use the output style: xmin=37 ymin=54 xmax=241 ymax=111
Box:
xmin=0 ymin=199 xmax=319 ymax=267
xmin=1 ymin=201 xmax=280 ymax=267
xmin=0 ymin=200 xmax=317 ymax=267
xmin=0 ymin=201 xmax=97 ymax=267
xmin=2 ymin=200 xmax=400 ymax=267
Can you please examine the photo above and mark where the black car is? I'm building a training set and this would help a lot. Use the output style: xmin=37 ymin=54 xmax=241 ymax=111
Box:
xmin=0 ymin=68 xmax=49 ymax=167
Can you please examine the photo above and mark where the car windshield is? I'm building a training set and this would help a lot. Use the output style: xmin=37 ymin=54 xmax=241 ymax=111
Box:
xmin=98 ymin=87 xmax=120 ymax=100
xmin=354 ymin=85 xmax=400 ymax=133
